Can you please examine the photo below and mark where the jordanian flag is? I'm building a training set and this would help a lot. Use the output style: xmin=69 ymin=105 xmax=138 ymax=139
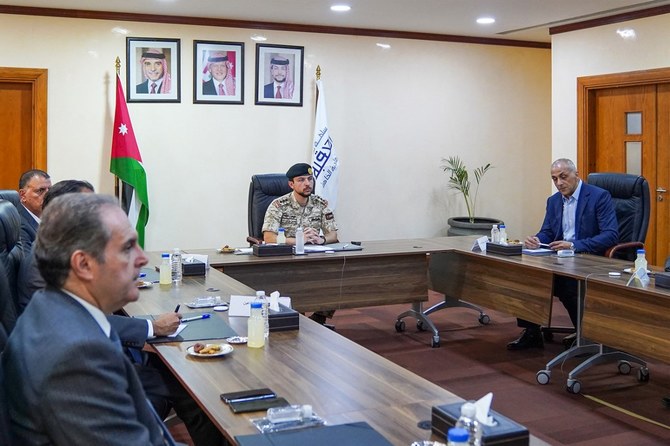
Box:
xmin=110 ymin=74 xmax=149 ymax=248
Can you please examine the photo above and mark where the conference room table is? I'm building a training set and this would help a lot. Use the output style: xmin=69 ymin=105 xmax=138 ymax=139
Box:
xmin=124 ymin=254 xmax=549 ymax=445
xmin=186 ymin=238 xmax=464 ymax=313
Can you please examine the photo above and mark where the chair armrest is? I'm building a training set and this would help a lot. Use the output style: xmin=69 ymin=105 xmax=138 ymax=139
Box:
xmin=606 ymin=241 xmax=644 ymax=258
xmin=246 ymin=236 xmax=263 ymax=246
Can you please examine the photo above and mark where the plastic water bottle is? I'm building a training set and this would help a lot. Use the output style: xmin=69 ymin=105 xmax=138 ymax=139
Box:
xmin=491 ymin=225 xmax=500 ymax=244
xmin=498 ymin=225 xmax=508 ymax=245
xmin=247 ymin=301 xmax=265 ymax=348
xmin=295 ymin=227 xmax=305 ymax=254
xmin=159 ymin=253 xmax=171 ymax=286
xmin=171 ymin=248 xmax=182 ymax=284
xmin=277 ymin=228 xmax=286 ymax=244
xmin=454 ymin=402 xmax=481 ymax=446
xmin=256 ymin=290 xmax=269 ymax=339
xmin=446 ymin=427 xmax=470 ymax=446
xmin=634 ymin=249 xmax=648 ymax=274
xmin=267 ymin=404 xmax=313 ymax=423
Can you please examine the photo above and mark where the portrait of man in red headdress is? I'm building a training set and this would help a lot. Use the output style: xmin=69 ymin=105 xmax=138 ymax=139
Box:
xmin=127 ymin=38 xmax=180 ymax=103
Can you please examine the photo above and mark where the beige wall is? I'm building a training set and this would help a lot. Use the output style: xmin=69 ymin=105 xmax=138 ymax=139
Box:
xmin=0 ymin=13 xmax=551 ymax=250
xmin=552 ymin=13 xmax=670 ymax=163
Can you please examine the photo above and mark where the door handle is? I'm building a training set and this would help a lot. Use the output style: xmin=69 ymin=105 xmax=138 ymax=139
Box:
xmin=657 ymin=187 xmax=667 ymax=202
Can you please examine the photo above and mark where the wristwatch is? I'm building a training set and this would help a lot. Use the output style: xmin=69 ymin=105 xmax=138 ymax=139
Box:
xmin=569 ymin=242 xmax=575 ymax=251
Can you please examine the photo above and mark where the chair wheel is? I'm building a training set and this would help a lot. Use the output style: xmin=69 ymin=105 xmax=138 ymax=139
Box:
xmin=431 ymin=336 xmax=440 ymax=348
xmin=416 ymin=320 xmax=426 ymax=331
xmin=637 ymin=367 xmax=650 ymax=382
xmin=478 ymin=314 xmax=491 ymax=325
xmin=566 ymin=379 xmax=581 ymax=394
xmin=536 ymin=370 xmax=551 ymax=385
xmin=618 ymin=361 xmax=632 ymax=375
xmin=395 ymin=320 xmax=406 ymax=332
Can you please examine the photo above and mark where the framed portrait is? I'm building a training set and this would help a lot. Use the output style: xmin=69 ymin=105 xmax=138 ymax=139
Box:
xmin=194 ymin=40 xmax=244 ymax=104
xmin=126 ymin=37 xmax=180 ymax=103
xmin=255 ymin=44 xmax=304 ymax=106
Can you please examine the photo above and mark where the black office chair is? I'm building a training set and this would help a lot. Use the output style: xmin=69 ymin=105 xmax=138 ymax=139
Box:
xmin=246 ymin=173 xmax=292 ymax=245
xmin=0 ymin=200 xmax=20 ymax=329
xmin=587 ymin=172 xmax=650 ymax=261
xmin=0 ymin=190 xmax=20 ymax=208
xmin=542 ymin=172 xmax=651 ymax=343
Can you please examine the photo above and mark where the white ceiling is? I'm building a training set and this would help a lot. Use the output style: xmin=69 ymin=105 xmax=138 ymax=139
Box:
xmin=8 ymin=0 xmax=670 ymax=42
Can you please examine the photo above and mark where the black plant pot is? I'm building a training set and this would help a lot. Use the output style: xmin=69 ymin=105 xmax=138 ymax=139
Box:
xmin=447 ymin=216 xmax=505 ymax=237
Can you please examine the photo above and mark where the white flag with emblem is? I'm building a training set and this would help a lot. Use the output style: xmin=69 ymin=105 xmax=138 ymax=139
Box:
xmin=311 ymin=79 xmax=339 ymax=210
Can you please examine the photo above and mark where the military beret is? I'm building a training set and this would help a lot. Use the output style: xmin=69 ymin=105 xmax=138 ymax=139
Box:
xmin=286 ymin=163 xmax=313 ymax=179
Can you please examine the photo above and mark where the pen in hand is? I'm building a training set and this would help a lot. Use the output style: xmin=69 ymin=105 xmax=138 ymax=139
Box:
xmin=174 ymin=304 xmax=180 ymax=313
xmin=181 ymin=313 xmax=211 ymax=323
xmin=539 ymin=243 xmax=552 ymax=249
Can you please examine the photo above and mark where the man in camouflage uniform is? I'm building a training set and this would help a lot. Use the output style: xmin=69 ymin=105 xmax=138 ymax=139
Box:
xmin=262 ymin=163 xmax=339 ymax=324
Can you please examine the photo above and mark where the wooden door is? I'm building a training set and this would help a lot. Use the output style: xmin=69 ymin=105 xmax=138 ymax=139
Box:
xmin=578 ymin=68 xmax=670 ymax=266
xmin=0 ymin=67 xmax=48 ymax=189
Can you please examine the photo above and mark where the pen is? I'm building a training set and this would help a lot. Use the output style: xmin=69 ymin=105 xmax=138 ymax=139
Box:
xmin=174 ymin=304 xmax=180 ymax=313
xmin=181 ymin=313 xmax=211 ymax=323
xmin=539 ymin=243 xmax=552 ymax=249
xmin=342 ymin=244 xmax=349 ymax=249
xmin=228 ymin=393 xmax=276 ymax=403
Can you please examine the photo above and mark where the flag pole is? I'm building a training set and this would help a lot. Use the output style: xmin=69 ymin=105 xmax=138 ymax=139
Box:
xmin=114 ymin=57 xmax=121 ymax=201
xmin=315 ymin=65 xmax=321 ymax=105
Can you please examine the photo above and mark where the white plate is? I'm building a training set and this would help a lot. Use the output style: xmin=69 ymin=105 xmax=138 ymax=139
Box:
xmin=186 ymin=344 xmax=233 ymax=357
xmin=623 ymin=267 xmax=651 ymax=274
xmin=136 ymin=281 xmax=153 ymax=289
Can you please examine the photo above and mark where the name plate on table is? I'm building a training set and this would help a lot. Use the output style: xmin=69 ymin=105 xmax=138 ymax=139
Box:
xmin=432 ymin=403 xmax=529 ymax=446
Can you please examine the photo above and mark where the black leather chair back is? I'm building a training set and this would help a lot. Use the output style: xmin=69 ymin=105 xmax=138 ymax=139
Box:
xmin=0 ymin=200 xmax=21 ymax=330
xmin=0 ymin=190 xmax=20 ymax=208
xmin=247 ymin=174 xmax=292 ymax=241
xmin=587 ymin=172 xmax=650 ymax=259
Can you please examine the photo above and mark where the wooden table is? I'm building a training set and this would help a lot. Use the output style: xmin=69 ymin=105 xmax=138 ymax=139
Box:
xmin=124 ymin=252 xmax=549 ymax=445
xmin=187 ymin=238 xmax=456 ymax=313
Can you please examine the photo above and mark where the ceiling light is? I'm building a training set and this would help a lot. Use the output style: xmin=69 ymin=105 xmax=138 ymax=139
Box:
xmin=476 ymin=17 xmax=495 ymax=25
xmin=616 ymin=28 xmax=636 ymax=40
xmin=331 ymin=5 xmax=351 ymax=12
xmin=111 ymin=27 xmax=128 ymax=35
xmin=376 ymin=43 xmax=391 ymax=49
xmin=251 ymin=34 xmax=267 ymax=42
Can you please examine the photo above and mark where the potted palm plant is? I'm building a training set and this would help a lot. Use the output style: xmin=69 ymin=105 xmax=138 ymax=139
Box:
xmin=441 ymin=156 xmax=504 ymax=236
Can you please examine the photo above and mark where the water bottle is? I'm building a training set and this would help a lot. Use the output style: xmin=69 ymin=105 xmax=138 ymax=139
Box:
xmin=454 ymin=402 xmax=481 ymax=446
xmin=634 ymin=249 xmax=648 ymax=274
xmin=498 ymin=225 xmax=507 ymax=245
xmin=159 ymin=253 xmax=171 ymax=286
xmin=267 ymin=404 xmax=312 ymax=423
xmin=446 ymin=427 xmax=470 ymax=446
xmin=295 ymin=227 xmax=305 ymax=254
xmin=256 ymin=290 xmax=269 ymax=339
xmin=247 ymin=301 xmax=265 ymax=348
xmin=277 ymin=228 xmax=286 ymax=244
xmin=491 ymin=225 xmax=500 ymax=244
xmin=171 ymin=248 xmax=182 ymax=284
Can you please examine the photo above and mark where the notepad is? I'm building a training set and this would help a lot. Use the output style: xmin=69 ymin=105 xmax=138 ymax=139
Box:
xmin=522 ymin=248 xmax=554 ymax=256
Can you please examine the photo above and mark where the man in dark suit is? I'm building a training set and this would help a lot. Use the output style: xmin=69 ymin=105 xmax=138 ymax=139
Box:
xmin=17 ymin=169 xmax=51 ymax=254
xmin=263 ymin=56 xmax=293 ymax=99
xmin=202 ymin=51 xmax=235 ymax=96
xmin=13 ymin=180 xmax=228 ymax=446
xmin=2 ymin=193 xmax=169 ymax=445
xmin=508 ymin=158 xmax=619 ymax=350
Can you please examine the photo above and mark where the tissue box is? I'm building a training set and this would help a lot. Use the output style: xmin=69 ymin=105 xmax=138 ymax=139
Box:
xmin=268 ymin=303 xmax=299 ymax=332
xmin=253 ymin=244 xmax=293 ymax=257
xmin=655 ymin=272 xmax=670 ymax=290
xmin=182 ymin=260 xmax=206 ymax=276
xmin=432 ymin=402 xmax=529 ymax=446
xmin=486 ymin=243 xmax=522 ymax=256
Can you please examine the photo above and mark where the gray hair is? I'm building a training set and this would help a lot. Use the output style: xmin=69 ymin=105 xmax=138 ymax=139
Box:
xmin=35 ymin=194 xmax=118 ymax=288
xmin=551 ymin=158 xmax=577 ymax=172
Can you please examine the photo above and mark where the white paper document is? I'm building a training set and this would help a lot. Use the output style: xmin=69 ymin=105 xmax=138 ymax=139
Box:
xmin=168 ymin=323 xmax=187 ymax=338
